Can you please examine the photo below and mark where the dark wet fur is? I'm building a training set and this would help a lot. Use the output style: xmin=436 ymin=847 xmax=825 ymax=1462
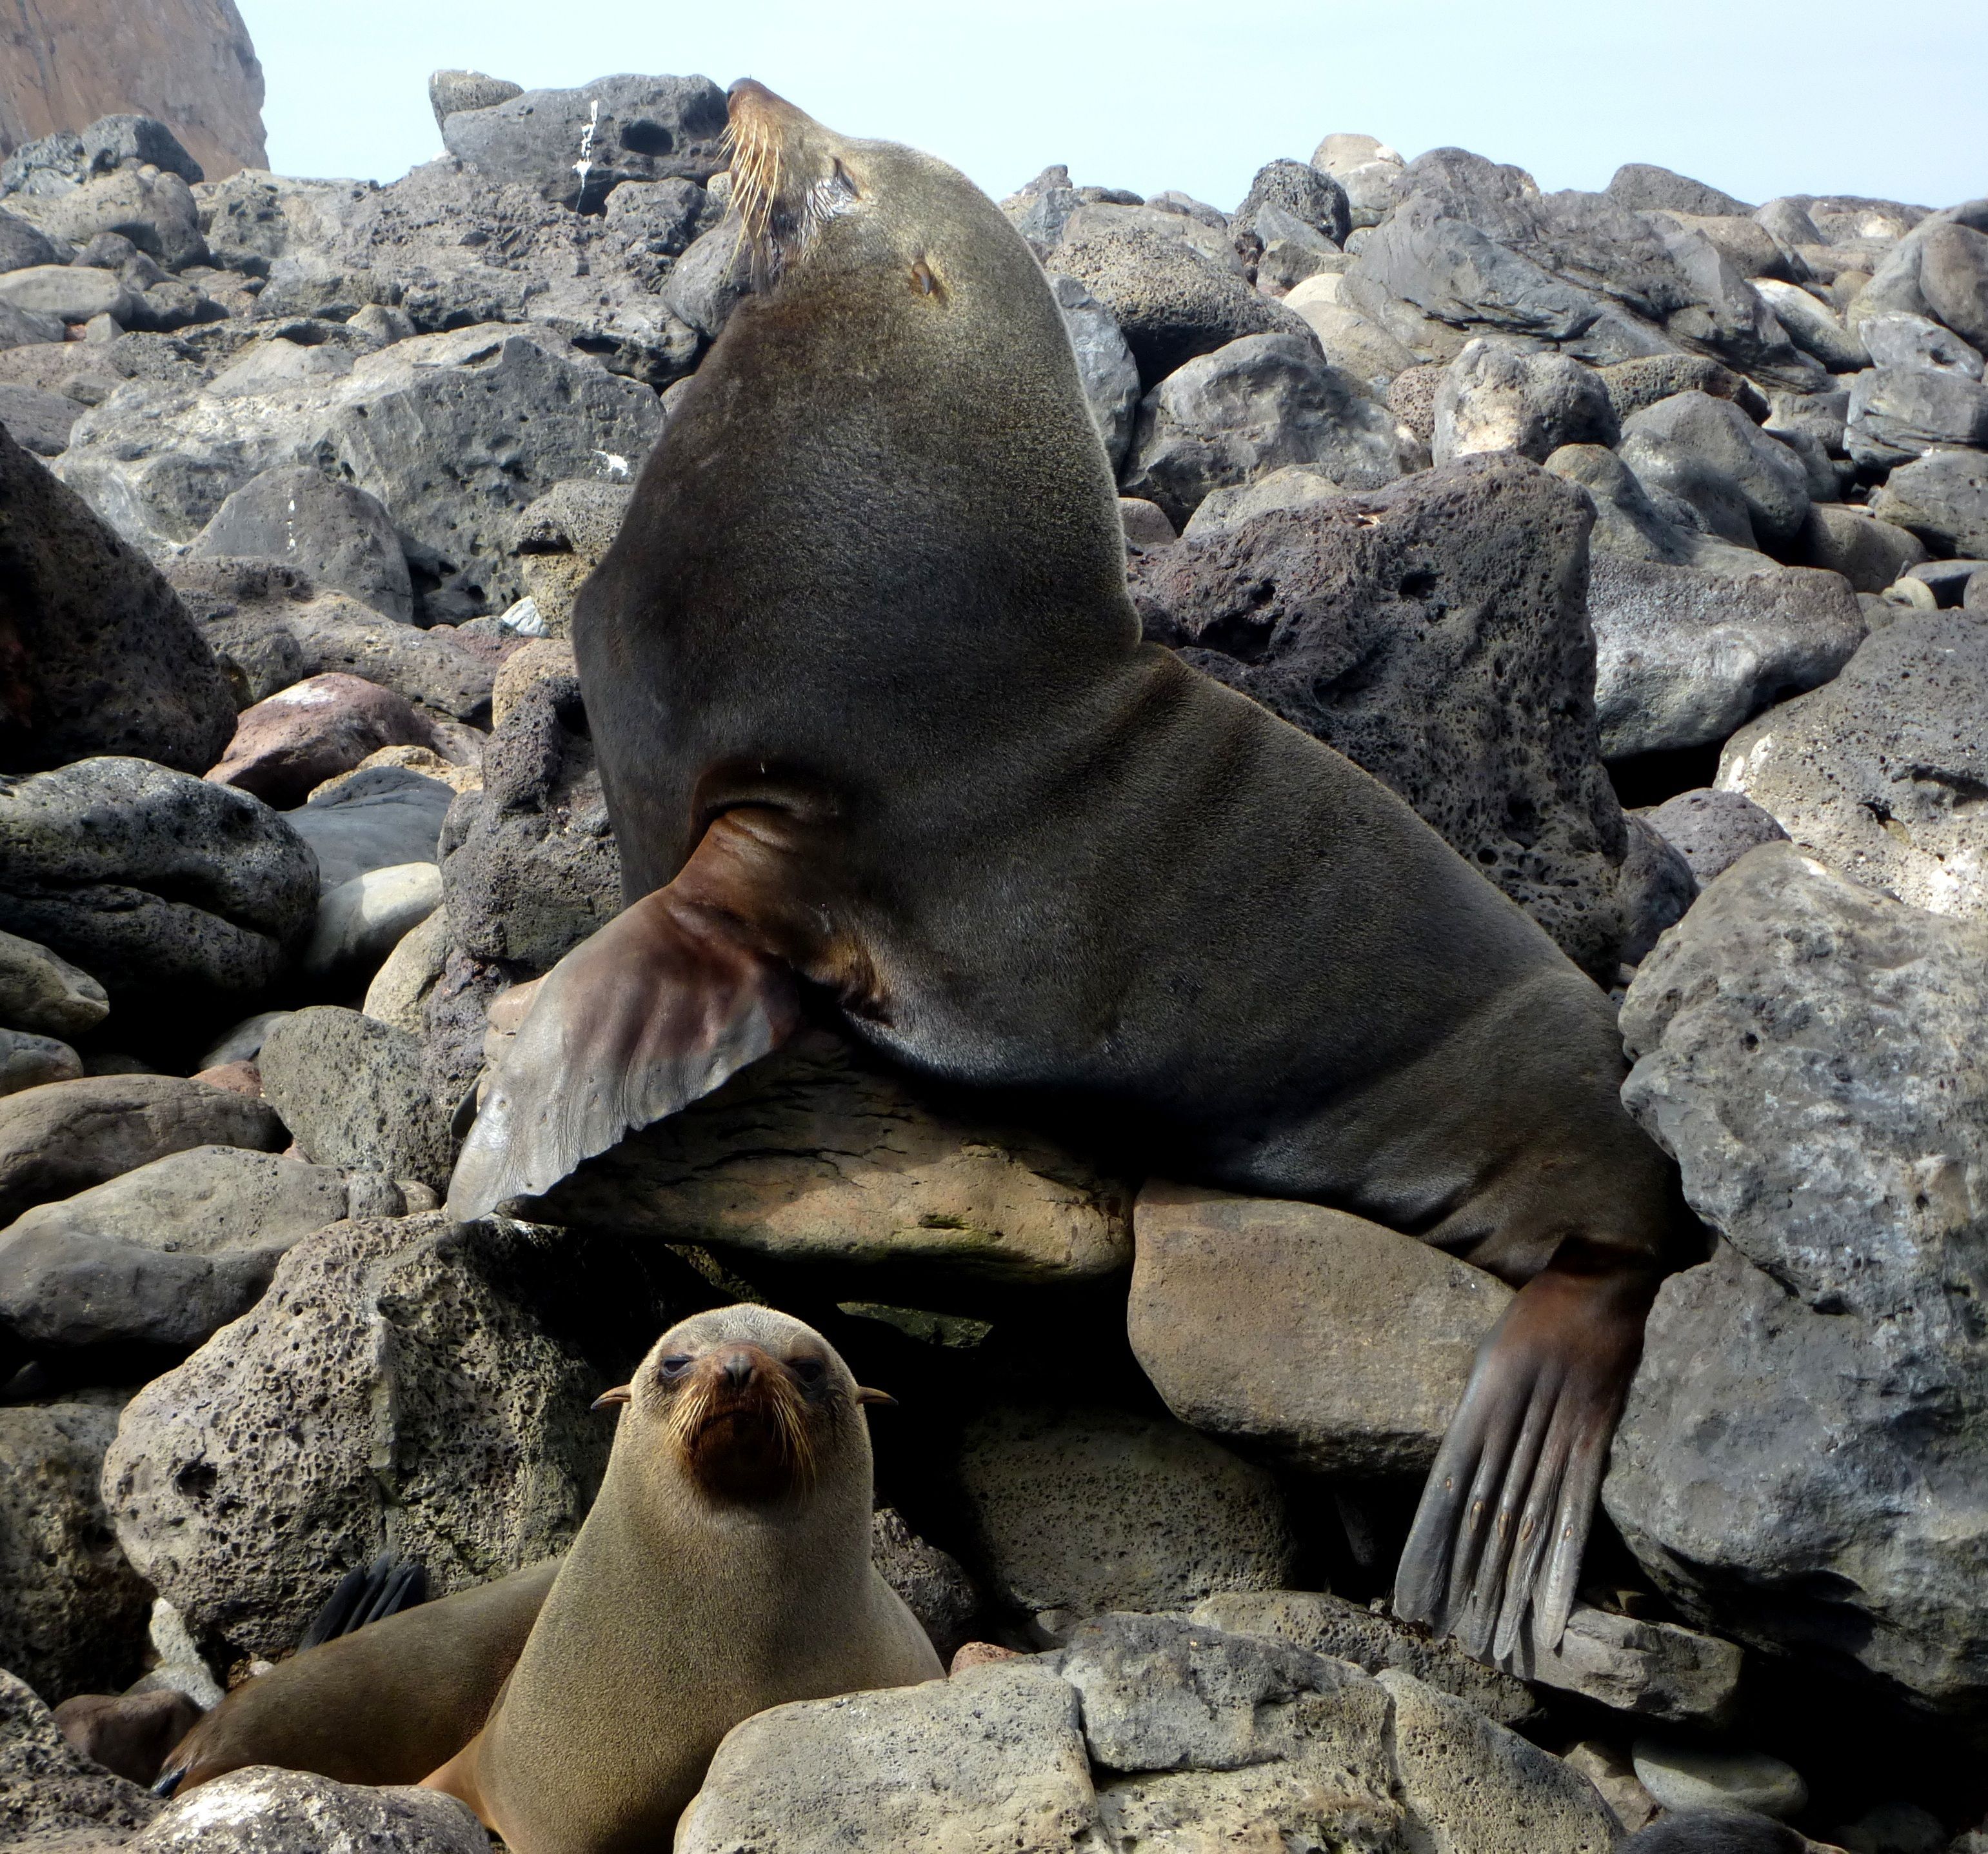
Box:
xmin=1621 ymin=1811 xmax=1808 ymax=1854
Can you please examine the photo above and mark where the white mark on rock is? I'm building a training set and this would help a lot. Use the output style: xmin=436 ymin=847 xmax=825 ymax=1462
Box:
xmin=593 ymin=450 xmax=629 ymax=479
xmin=573 ymin=98 xmax=601 ymax=201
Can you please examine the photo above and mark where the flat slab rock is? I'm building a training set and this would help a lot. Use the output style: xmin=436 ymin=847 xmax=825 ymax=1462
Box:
xmin=1128 ymin=1182 xmax=1509 ymax=1476
xmin=675 ymin=1617 xmax=1618 ymax=1854
xmin=528 ymin=1028 xmax=1134 ymax=1290
xmin=1607 ymin=842 xmax=1988 ymax=1710
xmin=1130 ymin=452 xmax=1634 ymax=977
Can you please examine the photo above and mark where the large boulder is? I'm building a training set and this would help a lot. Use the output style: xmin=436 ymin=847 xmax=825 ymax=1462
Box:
xmin=1127 ymin=1183 xmax=1509 ymax=1476
xmin=0 ymin=1074 xmax=286 ymax=1228
xmin=282 ymin=765 xmax=454 ymax=893
xmin=188 ymin=466 xmax=413 ymax=623
xmin=206 ymin=672 xmax=437 ymax=808
xmin=14 ymin=166 xmax=206 ymax=269
xmin=1053 ymin=220 xmax=1317 ymax=386
xmin=1871 ymin=446 xmax=1988 ymax=559
xmin=1131 ymin=454 xmax=1635 ymax=977
xmin=439 ymin=73 xmax=729 ymax=210
xmin=1587 ymin=555 xmax=1865 ymax=759
xmin=0 ymin=929 xmax=108 ymax=1041
xmin=0 ymin=1146 xmax=410 ymax=1359
xmin=1431 ymin=335 xmax=1618 ymax=463
xmin=57 ymin=326 xmax=664 ymax=619
xmin=1608 ymin=843 xmax=1988 ymax=1712
xmin=258 ymin=1007 xmax=452 ymax=1191
xmin=0 ymin=424 xmax=234 ymax=775
xmin=1718 ymin=612 xmax=1988 ymax=921
xmin=953 ymin=1404 xmax=1295 ymax=1626
xmin=530 ymin=1029 xmax=1133 ymax=1293
xmin=1846 ymin=364 xmax=1988 ymax=466
xmin=1121 ymin=332 xmax=1412 ymax=525
xmin=0 ymin=757 xmax=318 ymax=1019
xmin=1046 ymin=272 xmax=1141 ymax=470
xmin=0 ymin=1399 xmax=154 ymax=1700
xmin=1617 ymin=390 xmax=1811 ymax=548
xmin=102 ymin=1211 xmax=671 ymax=1661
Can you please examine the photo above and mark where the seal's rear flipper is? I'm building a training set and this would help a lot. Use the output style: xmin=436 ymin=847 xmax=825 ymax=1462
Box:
xmin=447 ymin=817 xmax=804 ymax=1221
xmin=1393 ymin=1248 xmax=1656 ymax=1664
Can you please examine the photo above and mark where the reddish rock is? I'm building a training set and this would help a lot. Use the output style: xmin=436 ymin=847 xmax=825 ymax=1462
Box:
xmin=206 ymin=675 xmax=435 ymax=809
xmin=949 ymin=1642 xmax=1020 ymax=1675
xmin=0 ymin=0 xmax=266 ymax=182
xmin=192 ymin=1059 xmax=261 ymax=1098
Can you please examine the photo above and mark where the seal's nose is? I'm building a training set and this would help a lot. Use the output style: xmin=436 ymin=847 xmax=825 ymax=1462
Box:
xmin=721 ymin=1350 xmax=755 ymax=1391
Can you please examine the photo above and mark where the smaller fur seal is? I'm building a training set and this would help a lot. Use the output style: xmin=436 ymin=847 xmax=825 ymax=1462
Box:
xmin=422 ymin=1305 xmax=940 ymax=1850
xmin=1620 ymin=1812 xmax=1809 ymax=1854
xmin=156 ymin=1559 xmax=559 ymax=1794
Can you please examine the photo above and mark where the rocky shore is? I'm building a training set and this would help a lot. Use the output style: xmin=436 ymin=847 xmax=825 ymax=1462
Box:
xmin=1 ymin=68 xmax=1985 ymax=1853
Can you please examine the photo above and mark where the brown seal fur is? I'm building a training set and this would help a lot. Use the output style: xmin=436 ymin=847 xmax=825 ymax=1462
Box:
xmin=155 ymin=1559 xmax=558 ymax=1794
xmin=448 ymin=82 xmax=1689 ymax=1661
xmin=421 ymin=1304 xmax=940 ymax=1849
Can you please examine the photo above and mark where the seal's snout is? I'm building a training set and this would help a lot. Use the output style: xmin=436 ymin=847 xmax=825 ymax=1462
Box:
xmin=721 ymin=1349 xmax=756 ymax=1391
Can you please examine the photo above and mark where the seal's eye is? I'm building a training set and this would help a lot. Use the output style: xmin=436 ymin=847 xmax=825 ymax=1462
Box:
xmin=789 ymin=1357 xmax=826 ymax=1386
xmin=659 ymin=1354 xmax=694 ymax=1379
xmin=829 ymin=158 xmax=858 ymax=201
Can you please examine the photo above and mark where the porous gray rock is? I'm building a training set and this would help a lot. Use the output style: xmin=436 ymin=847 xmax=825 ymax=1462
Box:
xmin=258 ymin=1006 xmax=451 ymax=1190
xmin=1509 ymin=1606 xmax=1744 ymax=1726
xmin=1131 ymin=454 xmax=1635 ymax=977
xmin=675 ymin=1659 xmax=1102 ymax=1854
xmin=362 ymin=904 xmax=450 ymax=1036
xmin=1046 ymin=272 xmax=1140 ymax=469
xmin=1608 ymin=164 xmax=1753 ymax=219
xmin=0 ymin=379 xmax=81 ymax=454
xmin=1233 ymin=157 xmax=1350 ymax=248
xmin=0 ymin=263 xmax=132 ymax=326
xmin=1281 ymin=272 xmax=1423 ymax=390
xmin=1618 ymin=813 xmax=1699 ymax=964
xmin=440 ymin=72 xmax=729 ymax=210
xmin=188 ymin=466 xmax=413 ymax=623
xmin=953 ymin=1404 xmax=1295 ymax=1624
xmin=0 ymin=755 xmax=318 ymax=1017
xmin=1587 ymin=555 xmax=1865 ymax=759
xmin=870 ymin=1508 xmax=979 ymax=1663
xmin=0 ymin=424 xmax=234 ymax=775
xmin=1127 ymin=1183 xmax=1509 ymax=1476
xmin=1618 ymin=390 xmax=1811 ymax=548
xmin=1054 ymin=220 xmax=1317 ymax=386
xmin=1871 ymin=446 xmax=1988 ymax=559
xmin=1717 ymin=612 xmax=1988 ymax=921
xmin=0 ymin=1074 xmax=286 ymax=1228
xmin=1847 ymin=365 xmax=1988 ymax=466
xmin=530 ymin=1029 xmax=1133 ymax=1291
xmin=1640 ymin=788 xmax=1788 ymax=886
xmin=283 ymin=766 xmax=453 ymax=893
xmin=1543 ymin=443 xmax=1767 ymax=575
xmin=1609 ymin=843 xmax=1988 ymax=1709
xmin=1121 ymin=331 xmax=1411 ymax=526
xmin=438 ymin=673 xmax=621 ymax=975
xmin=103 ymin=1210 xmax=670 ymax=1660
xmin=0 ymin=207 xmax=59 ymax=272
xmin=512 ymin=481 xmax=635 ymax=637
xmin=1431 ymin=336 xmax=1617 ymax=463
xmin=0 ymin=1666 xmax=161 ymax=1846
xmin=1180 ymin=463 xmax=1343 ymax=536
xmin=0 ymin=1400 xmax=154 ymax=1702
xmin=0 ymin=1027 xmax=79 ymax=1095
xmin=0 ymin=930 xmax=107 ymax=1041
xmin=1598 ymin=352 xmax=1756 ymax=424
xmin=428 ymin=69 xmax=524 ymax=130
xmin=132 ymin=1768 xmax=490 ymax=1852
xmin=1753 ymin=277 xmax=1869 ymax=372
xmin=1189 ymin=1589 xmax=1539 ymax=1729
xmin=1858 ymin=311 xmax=1982 ymax=377
xmin=58 ymin=326 xmax=664 ymax=617
xmin=0 ymin=1146 xmax=408 ymax=1357
xmin=1916 ymin=219 xmax=1988 ymax=348
xmin=1798 ymin=503 xmax=1930 ymax=592
xmin=17 ymin=165 xmax=208 ymax=269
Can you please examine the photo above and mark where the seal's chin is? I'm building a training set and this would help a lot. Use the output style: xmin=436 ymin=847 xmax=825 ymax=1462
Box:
xmin=724 ymin=78 xmax=859 ymax=287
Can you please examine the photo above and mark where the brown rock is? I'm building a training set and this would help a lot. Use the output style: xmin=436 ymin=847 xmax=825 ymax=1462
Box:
xmin=189 ymin=1059 xmax=261 ymax=1097
xmin=205 ymin=673 xmax=435 ymax=808
xmin=0 ymin=0 xmax=266 ymax=182
xmin=949 ymin=1641 xmax=1022 ymax=1674
xmin=0 ymin=1072 xmax=286 ymax=1225
xmin=1129 ymin=1182 xmax=1510 ymax=1476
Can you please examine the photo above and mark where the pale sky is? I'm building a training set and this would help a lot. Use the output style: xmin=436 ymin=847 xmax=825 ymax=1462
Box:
xmin=236 ymin=0 xmax=1985 ymax=215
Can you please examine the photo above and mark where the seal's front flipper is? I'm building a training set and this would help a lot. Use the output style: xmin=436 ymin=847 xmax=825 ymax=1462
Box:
xmin=1393 ymin=1248 xmax=1656 ymax=1664
xmin=447 ymin=814 xmax=804 ymax=1221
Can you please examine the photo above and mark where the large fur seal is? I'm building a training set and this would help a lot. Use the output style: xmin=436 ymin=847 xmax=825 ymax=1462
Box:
xmin=155 ymin=1306 xmax=936 ymax=1830
xmin=422 ymin=1304 xmax=940 ymax=1848
xmin=449 ymin=81 xmax=1687 ymax=1661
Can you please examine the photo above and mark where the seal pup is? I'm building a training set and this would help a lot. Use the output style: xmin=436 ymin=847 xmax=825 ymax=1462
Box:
xmin=448 ymin=81 xmax=1687 ymax=1662
xmin=422 ymin=1304 xmax=940 ymax=1849
xmin=154 ymin=1558 xmax=559 ymax=1794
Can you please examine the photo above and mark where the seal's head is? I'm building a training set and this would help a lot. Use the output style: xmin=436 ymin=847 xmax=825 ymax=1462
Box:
xmin=594 ymin=1305 xmax=891 ymax=1507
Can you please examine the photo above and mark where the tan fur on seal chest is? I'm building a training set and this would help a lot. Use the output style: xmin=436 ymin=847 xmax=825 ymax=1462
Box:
xmin=422 ymin=1304 xmax=940 ymax=1851
xmin=449 ymin=82 xmax=1689 ymax=1664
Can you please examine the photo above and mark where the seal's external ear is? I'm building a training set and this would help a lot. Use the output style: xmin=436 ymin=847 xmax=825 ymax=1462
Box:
xmin=591 ymin=1386 xmax=633 ymax=1411
xmin=446 ymin=813 xmax=804 ymax=1222
xmin=854 ymin=1387 xmax=897 ymax=1407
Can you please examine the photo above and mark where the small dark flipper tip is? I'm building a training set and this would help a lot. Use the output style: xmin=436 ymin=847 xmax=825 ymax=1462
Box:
xmin=153 ymin=1765 xmax=187 ymax=1799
